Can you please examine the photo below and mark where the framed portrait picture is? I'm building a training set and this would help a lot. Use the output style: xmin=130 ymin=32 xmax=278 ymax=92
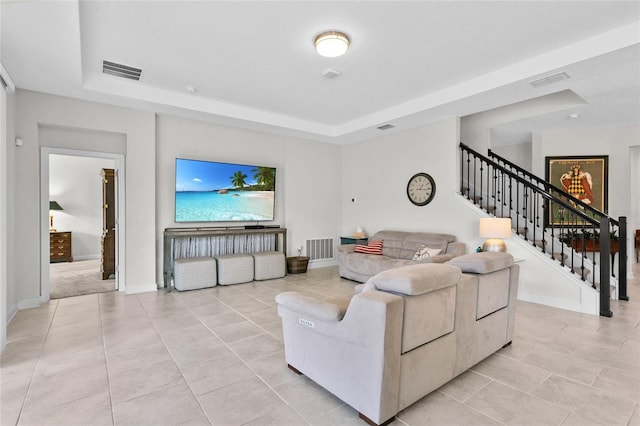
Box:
xmin=545 ymin=155 xmax=608 ymax=226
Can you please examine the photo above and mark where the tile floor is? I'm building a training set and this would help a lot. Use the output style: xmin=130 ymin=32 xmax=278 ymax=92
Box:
xmin=2 ymin=264 xmax=639 ymax=426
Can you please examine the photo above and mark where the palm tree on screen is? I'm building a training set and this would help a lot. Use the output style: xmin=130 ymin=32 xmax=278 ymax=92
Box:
xmin=252 ymin=167 xmax=275 ymax=191
xmin=230 ymin=171 xmax=247 ymax=189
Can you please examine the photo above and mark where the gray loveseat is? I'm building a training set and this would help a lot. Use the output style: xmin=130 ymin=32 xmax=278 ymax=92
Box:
xmin=337 ymin=230 xmax=467 ymax=282
xmin=276 ymin=252 xmax=519 ymax=426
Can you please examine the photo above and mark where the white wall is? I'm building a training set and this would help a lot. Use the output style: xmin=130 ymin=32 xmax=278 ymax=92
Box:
xmin=491 ymin=142 xmax=533 ymax=172
xmin=156 ymin=114 xmax=342 ymax=283
xmin=533 ymin=125 xmax=640 ymax=274
xmin=11 ymin=90 xmax=156 ymax=307
xmin=341 ymin=117 xmax=484 ymax=247
xmin=49 ymin=154 xmax=116 ymax=259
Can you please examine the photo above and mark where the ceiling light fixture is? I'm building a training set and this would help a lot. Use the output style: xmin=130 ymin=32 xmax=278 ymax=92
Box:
xmin=314 ymin=31 xmax=350 ymax=58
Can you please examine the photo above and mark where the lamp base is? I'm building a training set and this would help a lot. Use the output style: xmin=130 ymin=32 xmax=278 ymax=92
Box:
xmin=482 ymin=239 xmax=507 ymax=252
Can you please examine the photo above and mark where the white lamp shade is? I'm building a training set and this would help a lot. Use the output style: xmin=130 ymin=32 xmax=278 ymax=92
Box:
xmin=314 ymin=31 xmax=350 ymax=57
xmin=479 ymin=218 xmax=512 ymax=238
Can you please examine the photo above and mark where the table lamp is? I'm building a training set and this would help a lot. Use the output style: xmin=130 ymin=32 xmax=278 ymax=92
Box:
xmin=479 ymin=217 xmax=511 ymax=252
xmin=49 ymin=200 xmax=63 ymax=232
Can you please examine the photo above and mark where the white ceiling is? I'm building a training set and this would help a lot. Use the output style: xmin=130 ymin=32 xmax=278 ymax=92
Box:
xmin=1 ymin=1 xmax=639 ymax=145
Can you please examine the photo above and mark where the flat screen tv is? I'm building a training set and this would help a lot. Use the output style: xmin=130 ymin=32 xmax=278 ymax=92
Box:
xmin=175 ymin=158 xmax=276 ymax=222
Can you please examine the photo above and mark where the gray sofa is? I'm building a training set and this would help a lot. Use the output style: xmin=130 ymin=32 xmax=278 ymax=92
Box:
xmin=276 ymin=252 xmax=519 ymax=426
xmin=337 ymin=230 xmax=467 ymax=282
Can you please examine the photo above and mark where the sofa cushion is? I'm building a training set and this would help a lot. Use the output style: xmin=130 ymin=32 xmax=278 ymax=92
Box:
xmin=412 ymin=246 xmax=442 ymax=260
xmin=275 ymin=291 xmax=347 ymax=321
xmin=373 ymin=230 xmax=455 ymax=260
xmin=447 ymin=252 xmax=513 ymax=274
xmin=345 ymin=253 xmax=412 ymax=277
xmin=369 ymin=263 xmax=461 ymax=296
xmin=354 ymin=240 xmax=383 ymax=255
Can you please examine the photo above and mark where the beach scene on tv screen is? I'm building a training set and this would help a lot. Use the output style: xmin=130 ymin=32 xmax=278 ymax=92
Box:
xmin=175 ymin=159 xmax=275 ymax=222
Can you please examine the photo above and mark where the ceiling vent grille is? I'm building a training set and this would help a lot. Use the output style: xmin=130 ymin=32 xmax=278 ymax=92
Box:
xmin=102 ymin=60 xmax=142 ymax=81
xmin=377 ymin=124 xmax=395 ymax=131
xmin=528 ymin=72 xmax=570 ymax=88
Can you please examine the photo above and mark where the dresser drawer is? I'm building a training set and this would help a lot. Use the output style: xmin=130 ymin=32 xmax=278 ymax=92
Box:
xmin=50 ymin=231 xmax=72 ymax=263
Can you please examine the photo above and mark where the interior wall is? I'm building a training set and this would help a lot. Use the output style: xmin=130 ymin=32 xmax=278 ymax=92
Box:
xmin=532 ymin=125 xmax=640 ymax=273
xmin=490 ymin=142 xmax=533 ymax=172
xmin=49 ymin=154 xmax=116 ymax=259
xmin=341 ymin=117 xmax=484 ymax=247
xmin=155 ymin=114 xmax=342 ymax=283
xmin=631 ymin=145 xmax=640 ymax=263
xmin=11 ymin=90 xmax=156 ymax=307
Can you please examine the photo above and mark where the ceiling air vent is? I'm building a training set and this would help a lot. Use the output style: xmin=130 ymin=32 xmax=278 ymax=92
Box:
xmin=528 ymin=72 xmax=570 ymax=88
xmin=377 ymin=124 xmax=395 ymax=131
xmin=102 ymin=60 xmax=142 ymax=81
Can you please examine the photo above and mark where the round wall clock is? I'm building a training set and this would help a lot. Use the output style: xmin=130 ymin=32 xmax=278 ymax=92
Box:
xmin=407 ymin=173 xmax=436 ymax=206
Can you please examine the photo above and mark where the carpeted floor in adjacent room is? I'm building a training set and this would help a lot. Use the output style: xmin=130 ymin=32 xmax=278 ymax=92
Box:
xmin=50 ymin=258 xmax=116 ymax=299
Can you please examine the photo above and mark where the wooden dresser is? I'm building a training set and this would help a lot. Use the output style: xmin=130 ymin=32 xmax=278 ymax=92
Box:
xmin=101 ymin=168 xmax=116 ymax=280
xmin=50 ymin=231 xmax=72 ymax=263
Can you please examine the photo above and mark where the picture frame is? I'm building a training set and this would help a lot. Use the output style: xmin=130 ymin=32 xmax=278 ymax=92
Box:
xmin=544 ymin=155 xmax=608 ymax=227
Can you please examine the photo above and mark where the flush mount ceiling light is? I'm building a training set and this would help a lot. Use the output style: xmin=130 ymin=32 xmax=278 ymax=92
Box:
xmin=314 ymin=31 xmax=350 ymax=58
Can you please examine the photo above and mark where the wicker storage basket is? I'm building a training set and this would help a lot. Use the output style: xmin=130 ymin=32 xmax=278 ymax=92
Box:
xmin=286 ymin=256 xmax=309 ymax=274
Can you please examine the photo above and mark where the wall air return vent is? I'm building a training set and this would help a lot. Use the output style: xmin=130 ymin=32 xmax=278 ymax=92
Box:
xmin=528 ymin=72 xmax=570 ymax=88
xmin=377 ymin=124 xmax=395 ymax=130
xmin=102 ymin=60 xmax=143 ymax=81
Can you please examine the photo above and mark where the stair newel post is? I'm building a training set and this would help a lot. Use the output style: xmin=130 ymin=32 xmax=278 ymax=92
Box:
xmin=523 ymin=186 xmax=529 ymax=241
xmin=460 ymin=144 xmax=464 ymax=196
xmin=473 ymin=154 xmax=477 ymax=205
xmin=479 ymin=159 xmax=484 ymax=210
xmin=515 ymin=177 xmax=520 ymax=236
xmin=618 ymin=216 xmax=628 ymax=301
xmin=599 ymin=218 xmax=612 ymax=317
xmin=467 ymin=150 xmax=471 ymax=199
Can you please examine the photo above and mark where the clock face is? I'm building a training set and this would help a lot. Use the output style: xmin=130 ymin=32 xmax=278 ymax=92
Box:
xmin=407 ymin=173 xmax=436 ymax=206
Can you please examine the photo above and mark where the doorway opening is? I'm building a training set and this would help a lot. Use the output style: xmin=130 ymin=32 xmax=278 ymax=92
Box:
xmin=41 ymin=148 xmax=125 ymax=301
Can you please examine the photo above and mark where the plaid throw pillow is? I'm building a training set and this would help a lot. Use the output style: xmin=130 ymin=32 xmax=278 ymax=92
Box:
xmin=354 ymin=240 xmax=383 ymax=255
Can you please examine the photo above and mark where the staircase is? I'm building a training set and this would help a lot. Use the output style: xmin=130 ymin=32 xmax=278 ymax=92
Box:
xmin=460 ymin=143 xmax=629 ymax=317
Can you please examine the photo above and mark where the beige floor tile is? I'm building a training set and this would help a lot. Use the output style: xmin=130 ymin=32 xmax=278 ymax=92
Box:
xmin=1 ymin=377 xmax=31 ymax=426
xmin=561 ymin=412 xmax=608 ymax=426
xmin=228 ymin=299 xmax=272 ymax=315
xmin=260 ymin=319 xmax=285 ymax=341
xmin=103 ymin=324 xmax=163 ymax=353
xmin=160 ymin=323 xmax=222 ymax=350
xmin=166 ymin=334 xmax=232 ymax=367
xmin=399 ymin=391 xmax=500 ymax=426
xmin=436 ymin=370 xmax=492 ymax=403
xmin=532 ymin=374 xmax=636 ymax=425
xmin=197 ymin=376 xmax=287 ymax=425
xmin=470 ymin=353 xmax=550 ymax=394
xmin=24 ymin=361 xmax=109 ymax=412
xmin=113 ymin=381 xmax=209 ymax=426
xmin=522 ymin=346 xmax=603 ymax=385
xmin=109 ymin=358 xmax=184 ymax=403
xmin=182 ymin=353 xmax=256 ymax=395
xmin=466 ymin=380 xmax=570 ymax=425
xmin=149 ymin=311 xmax=202 ymax=334
xmin=213 ymin=320 xmax=265 ymax=343
xmin=496 ymin=336 xmax=537 ymax=360
xmin=592 ymin=365 xmax=640 ymax=403
xmin=309 ymin=404 xmax=366 ymax=426
xmin=243 ymin=402 xmax=309 ymax=426
xmin=571 ymin=342 xmax=640 ymax=372
xmin=198 ymin=310 xmax=247 ymax=329
xmin=629 ymin=404 xmax=640 ymax=426
xmin=18 ymin=391 xmax=113 ymax=426
xmin=36 ymin=344 xmax=106 ymax=377
xmin=243 ymin=307 xmax=281 ymax=325
xmin=247 ymin=350 xmax=299 ymax=387
xmin=106 ymin=340 xmax=173 ymax=375
xmin=273 ymin=376 xmax=345 ymax=422
xmin=555 ymin=325 xmax=627 ymax=350
xmin=228 ymin=333 xmax=283 ymax=362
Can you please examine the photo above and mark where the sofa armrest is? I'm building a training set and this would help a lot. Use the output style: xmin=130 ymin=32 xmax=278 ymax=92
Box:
xmin=276 ymin=291 xmax=346 ymax=321
xmin=445 ymin=242 xmax=467 ymax=257
xmin=337 ymin=244 xmax=356 ymax=254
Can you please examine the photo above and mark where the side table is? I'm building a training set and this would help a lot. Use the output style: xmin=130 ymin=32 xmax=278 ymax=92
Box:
xmin=340 ymin=236 xmax=369 ymax=245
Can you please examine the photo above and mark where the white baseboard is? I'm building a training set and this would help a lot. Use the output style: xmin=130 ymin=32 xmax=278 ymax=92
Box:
xmin=517 ymin=291 xmax=597 ymax=316
xmin=124 ymin=283 xmax=157 ymax=295
xmin=308 ymin=258 xmax=337 ymax=269
xmin=6 ymin=303 xmax=18 ymax=324
xmin=17 ymin=297 xmax=41 ymax=311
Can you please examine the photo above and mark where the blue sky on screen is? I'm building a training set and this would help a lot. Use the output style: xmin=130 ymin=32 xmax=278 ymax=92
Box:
xmin=176 ymin=159 xmax=260 ymax=192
